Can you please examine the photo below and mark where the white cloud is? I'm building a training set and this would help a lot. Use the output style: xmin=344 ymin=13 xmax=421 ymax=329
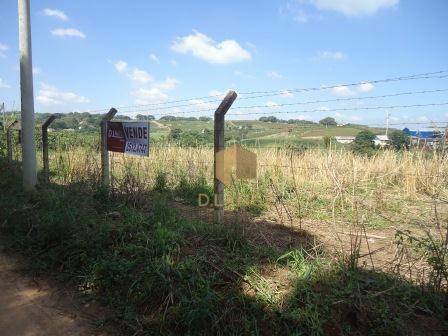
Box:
xmin=331 ymin=85 xmax=355 ymax=96
xmin=417 ymin=116 xmax=429 ymax=123
xmin=170 ymin=60 xmax=178 ymax=67
xmin=390 ymin=116 xmax=400 ymax=122
xmin=155 ymin=77 xmax=180 ymax=90
xmin=51 ymin=28 xmax=86 ymax=39
xmin=208 ymin=89 xmax=236 ymax=100
xmin=267 ymin=71 xmax=283 ymax=79
xmin=33 ymin=67 xmax=41 ymax=75
xmin=127 ymin=68 xmax=153 ymax=84
xmin=149 ymin=53 xmax=159 ymax=62
xmin=0 ymin=78 xmax=10 ymax=89
xmin=296 ymin=114 xmax=313 ymax=121
xmin=348 ymin=115 xmax=362 ymax=121
xmin=280 ymin=90 xmax=294 ymax=98
xmin=357 ymin=82 xmax=375 ymax=92
xmin=318 ymin=50 xmax=346 ymax=60
xmin=114 ymin=60 xmax=179 ymax=104
xmin=171 ymin=30 xmax=251 ymax=64
xmin=234 ymin=70 xmax=256 ymax=80
xmin=131 ymin=87 xmax=168 ymax=105
xmin=43 ymin=8 xmax=69 ymax=21
xmin=294 ymin=10 xmax=310 ymax=23
xmin=333 ymin=111 xmax=362 ymax=122
xmin=246 ymin=42 xmax=257 ymax=50
xmin=188 ymin=99 xmax=216 ymax=110
xmin=37 ymin=83 xmax=89 ymax=105
xmin=266 ymin=101 xmax=280 ymax=109
xmin=209 ymin=90 xmax=226 ymax=97
xmin=114 ymin=60 xmax=128 ymax=73
xmin=0 ymin=43 xmax=9 ymax=58
xmin=308 ymin=0 xmax=399 ymax=16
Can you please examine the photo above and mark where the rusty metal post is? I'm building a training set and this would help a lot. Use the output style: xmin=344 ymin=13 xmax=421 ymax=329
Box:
xmin=214 ymin=91 xmax=237 ymax=224
xmin=6 ymin=120 xmax=19 ymax=164
xmin=42 ymin=114 xmax=60 ymax=183
xmin=101 ymin=108 xmax=118 ymax=189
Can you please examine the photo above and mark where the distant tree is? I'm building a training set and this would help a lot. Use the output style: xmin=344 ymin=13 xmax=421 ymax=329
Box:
xmin=199 ymin=116 xmax=212 ymax=122
xmin=287 ymin=119 xmax=316 ymax=125
xmin=389 ymin=130 xmax=410 ymax=150
xmin=136 ymin=114 xmax=155 ymax=121
xmin=52 ymin=119 xmax=68 ymax=130
xmin=259 ymin=116 xmax=278 ymax=123
xmin=160 ymin=115 xmax=177 ymax=121
xmin=319 ymin=117 xmax=337 ymax=126
xmin=352 ymin=130 xmax=376 ymax=155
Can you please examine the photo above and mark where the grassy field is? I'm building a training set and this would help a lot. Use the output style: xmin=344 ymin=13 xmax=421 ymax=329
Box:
xmin=0 ymin=127 xmax=447 ymax=335
xmin=149 ymin=120 xmax=390 ymax=146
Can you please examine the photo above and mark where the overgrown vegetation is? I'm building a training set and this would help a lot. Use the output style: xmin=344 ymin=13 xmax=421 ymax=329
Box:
xmin=1 ymin=119 xmax=447 ymax=334
xmin=0 ymin=160 xmax=446 ymax=335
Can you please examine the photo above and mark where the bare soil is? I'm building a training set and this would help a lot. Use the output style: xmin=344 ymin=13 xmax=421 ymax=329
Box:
xmin=0 ymin=244 xmax=110 ymax=336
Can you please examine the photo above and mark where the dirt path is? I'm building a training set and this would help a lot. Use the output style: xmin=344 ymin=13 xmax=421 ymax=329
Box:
xmin=151 ymin=120 xmax=169 ymax=129
xmin=0 ymin=246 xmax=108 ymax=336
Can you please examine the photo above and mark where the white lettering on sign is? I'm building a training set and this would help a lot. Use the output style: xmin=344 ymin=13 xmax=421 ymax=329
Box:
xmin=123 ymin=122 xmax=150 ymax=156
xmin=107 ymin=121 xmax=150 ymax=156
xmin=124 ymin=126 xmax=148 ymax=140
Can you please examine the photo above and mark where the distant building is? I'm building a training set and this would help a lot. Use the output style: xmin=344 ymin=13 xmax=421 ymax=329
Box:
xmin=403 ymin=128 xmax=444 ymax=148
xmin=335 ymin=136 xmax=355 ymax=144
xmin=374 ymin=135 xmax=389 ymax=147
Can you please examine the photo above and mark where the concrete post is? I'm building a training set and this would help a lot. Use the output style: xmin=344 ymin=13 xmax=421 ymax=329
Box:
xmin=18 ymin=0 xmax=37 ymax=189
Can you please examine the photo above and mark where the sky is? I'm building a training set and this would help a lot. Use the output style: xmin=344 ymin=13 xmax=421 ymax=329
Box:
xmin=0 ymin=0 xmax=448 ymax=126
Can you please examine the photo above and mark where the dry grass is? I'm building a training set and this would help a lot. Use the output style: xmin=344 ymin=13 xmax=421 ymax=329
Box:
xmin=46 ymin=145 xmax=448 ymax=220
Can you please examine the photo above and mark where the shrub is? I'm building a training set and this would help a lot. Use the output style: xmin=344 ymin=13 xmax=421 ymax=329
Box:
xmin=389 ymin=130 xmax=410 ymax=150
xmin=352 ymin=130 xmax=376 ymax=156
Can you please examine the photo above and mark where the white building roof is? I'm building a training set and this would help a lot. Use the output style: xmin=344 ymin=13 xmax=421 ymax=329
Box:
xmin=375 ymin=135 xmax=389 ymax=141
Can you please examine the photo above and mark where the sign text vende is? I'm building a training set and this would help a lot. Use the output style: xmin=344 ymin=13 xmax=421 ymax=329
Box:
xmin=107 ymin=121 xmax=150 ymax=156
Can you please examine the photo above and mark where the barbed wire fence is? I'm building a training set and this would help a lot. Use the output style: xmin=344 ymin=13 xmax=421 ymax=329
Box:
xmin=2 ymin=70 xmax=448 ymax=236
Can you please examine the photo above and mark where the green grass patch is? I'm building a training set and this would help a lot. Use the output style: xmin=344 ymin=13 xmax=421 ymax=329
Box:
xmin=0 ymin=159 xmax=445 ymax=335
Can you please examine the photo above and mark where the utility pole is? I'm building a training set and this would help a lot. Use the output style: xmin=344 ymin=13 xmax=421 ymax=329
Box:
xmin=385 ymin=112 xmax=390 ymax=137
xmin=18 ymin=0 xmax=37 ymax=189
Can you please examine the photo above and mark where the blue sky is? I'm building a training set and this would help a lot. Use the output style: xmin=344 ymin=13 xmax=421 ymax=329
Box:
xmin=0 ymin=0 xmax=447 ymax=126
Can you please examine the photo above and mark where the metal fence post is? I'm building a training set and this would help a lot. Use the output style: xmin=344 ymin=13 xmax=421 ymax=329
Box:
xmin=214 ymin=91 xmax=237 ymax=224
xmin=42 ymin=114 xmax=59 ymax=183
xmin=1 ymin=103 xmax=5 ymax=131
xmin=101 ymin=108 xmax=118 ymax=189
xmin=6 ymin=120 xmax=19 ymax=164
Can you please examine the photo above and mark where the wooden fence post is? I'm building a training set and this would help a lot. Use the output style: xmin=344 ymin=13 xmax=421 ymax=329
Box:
xmin=214 ymin=91 xmax=237 ymax=224
xmin=6 ymin=120 xmax=19 ymax=164
xmin=42 ymin=114 xmax=59 ymax=183
xmin=101 ymin=108 xmax=118 ymax=189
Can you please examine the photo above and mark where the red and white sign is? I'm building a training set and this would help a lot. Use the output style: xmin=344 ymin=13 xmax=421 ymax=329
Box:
xmin=107 ymin=121 xmax=149 ymax=156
